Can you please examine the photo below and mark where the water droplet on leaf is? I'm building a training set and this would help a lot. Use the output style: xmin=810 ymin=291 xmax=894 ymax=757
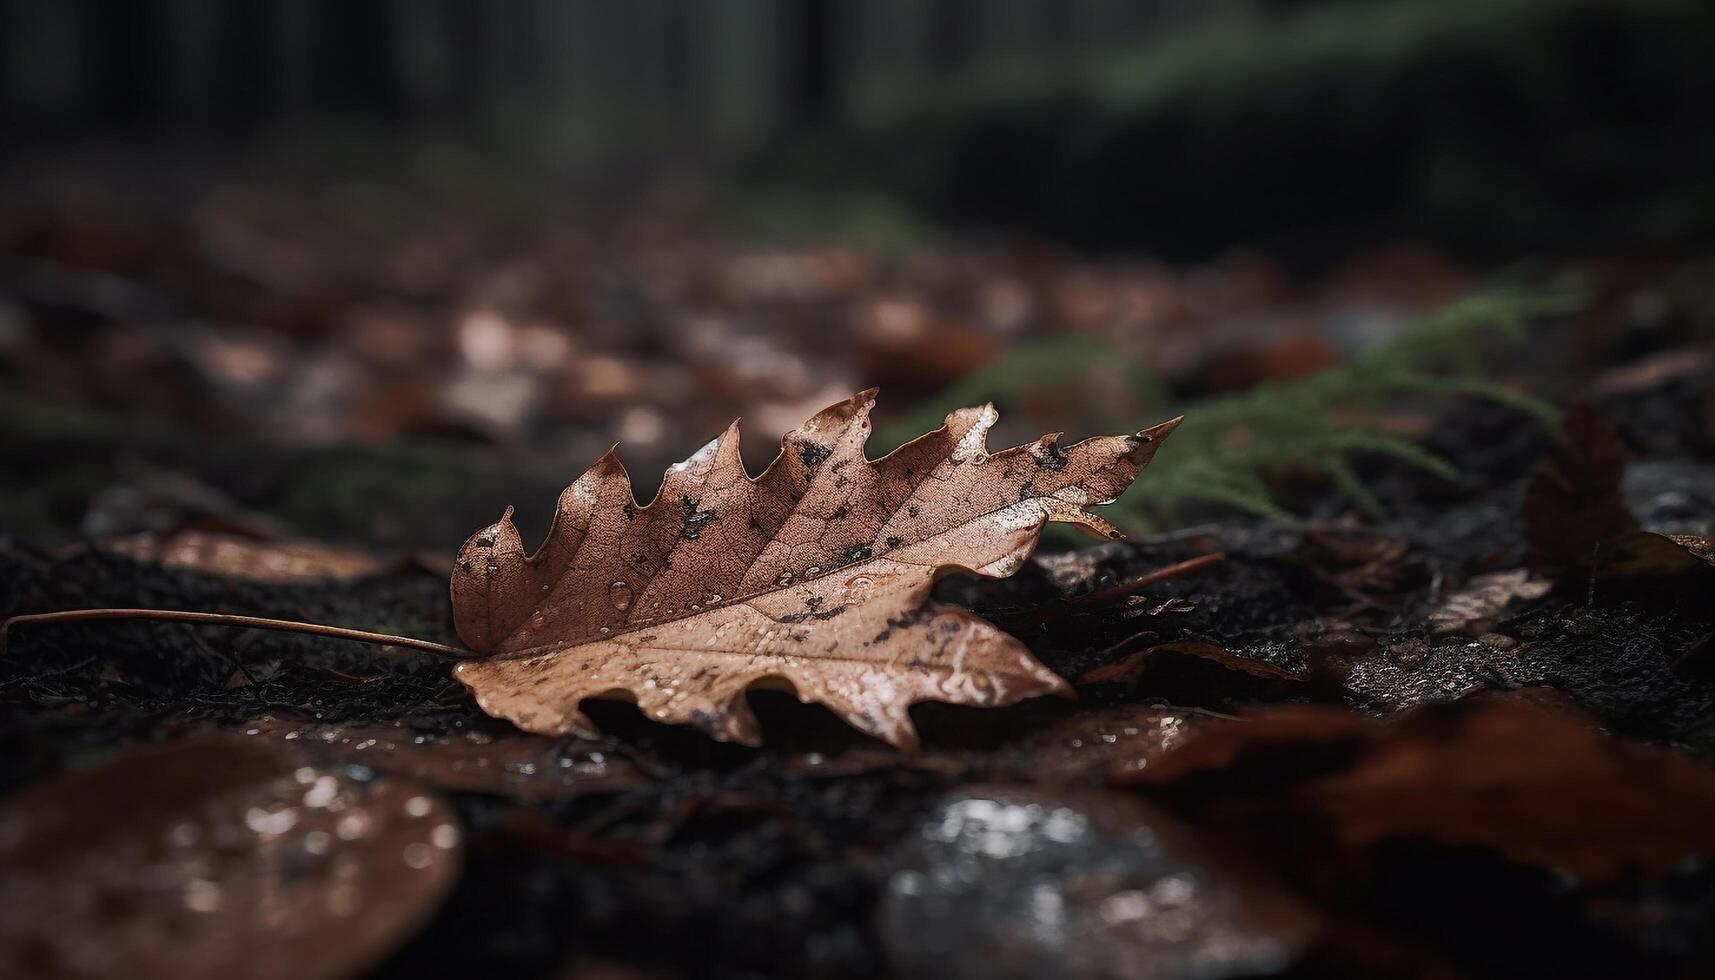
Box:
xmin=608 ymin=581 xmax=634 ymax=611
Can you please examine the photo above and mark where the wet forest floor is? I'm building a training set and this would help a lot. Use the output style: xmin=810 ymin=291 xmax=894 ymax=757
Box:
xmin=5 ymin=356 xmax=1715 ymax=979
xmin=3 ymin=174 xmax=1715 ymax=979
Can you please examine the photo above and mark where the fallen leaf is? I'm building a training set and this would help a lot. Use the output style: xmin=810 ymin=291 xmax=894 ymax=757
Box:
xmin=98 ymin=528 xmax=394 ymax=584
xmin=1523 ymin=404 xmax=1637 ymax=575
xmin=1595 ymin=530 xmax=1715 ymax=581
xmin=1522 ymin=406 xmax=1715 ymax=587
xmin=0 ymin=736 xmax=461 ymax=980
xmin=451 ymin=389 xmax=1179 ymax=748
xmin=1302 ymin=700 xmax=1715 ymax=881
xmin=1294 ymin=530 xmax=1418 ymax=602
xmin=1426 ymin=569 xmax=1552 ymax=635
xmin=1129 ymin=695 xmax=1715 ymax=884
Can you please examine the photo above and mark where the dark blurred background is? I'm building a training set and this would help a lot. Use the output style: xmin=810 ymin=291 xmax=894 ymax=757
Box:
xmin=2 ymin=0 xmax=1712 ymax=548
xmin=8 ymin=0 xmax=1712 ymax=256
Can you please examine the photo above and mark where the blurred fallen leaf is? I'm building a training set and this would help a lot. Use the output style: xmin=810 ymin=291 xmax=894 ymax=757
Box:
xmin=1128 ymin=695 xmax=1715 ymax=884
xmin=1524 ymin=404 xmax=1715 ymax=587
xmin=0 ymin=736 xmax=461 ymax=980
xmin=98 ymin=529 xmax=394 ymax=585
xmin=1295 ymin=530 xmax=1418 ymax=603
xmin=1524 ymin=404 xmax=1637 ymax=576
xmin=1426 ymin=569 xmax=1552 ymax=635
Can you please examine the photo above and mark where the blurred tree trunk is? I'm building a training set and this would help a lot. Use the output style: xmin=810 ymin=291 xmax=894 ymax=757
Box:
xmin=782 ymin=0 xmax=837 ymax=133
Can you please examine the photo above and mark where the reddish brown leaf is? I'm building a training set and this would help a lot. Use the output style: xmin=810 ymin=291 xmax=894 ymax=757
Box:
xmin=1524 ymin=404 xmax=1637 ymax=575
xmin=0 ymin=737 xmax=461 ymax=980
xmin=450 ymin=389 xmax=1179 ymax=748
xmin=1129 ymin=696 xmax=1715 ymax=884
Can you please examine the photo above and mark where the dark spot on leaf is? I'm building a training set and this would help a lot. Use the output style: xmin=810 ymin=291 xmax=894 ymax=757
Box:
xmin=870 ymin=606 xmax=930 ymax=643
xmin=1018 ymin=480 xmax=1037 ymax=502
xmin=476 ymin=536 xmax=495 ymax=548
xmin=885 ymin=536 xmax=903 ymax=549
xmin=1038 ymin=438 xmax=1069 ymax=471
xmin=831 ymin=503 xmax=851 ymax=520
xmin=679 ymin=493 xmax=717 ymax=540
xmin=797 ymin=441 xmax=832 ymax=467
xmin=846 ymin=544 xmax=872 ymax=562
xmin=907 ymin=505 xmax=921 ymax=518
xmin=772 ymin=603 xmax=850 ymax=625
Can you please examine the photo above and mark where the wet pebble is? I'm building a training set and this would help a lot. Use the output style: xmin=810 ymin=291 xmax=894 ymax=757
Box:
xmin=879 ymin=788 xmax=1318 ymax=980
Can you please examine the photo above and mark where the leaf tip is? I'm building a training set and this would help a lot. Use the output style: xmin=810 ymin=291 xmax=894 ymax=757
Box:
xmin=1138 ymin=416 xmax=1183 ymax=442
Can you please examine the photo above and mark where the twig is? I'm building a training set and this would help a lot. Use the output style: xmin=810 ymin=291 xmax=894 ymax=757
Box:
xmin=1 ymin=608 xmax=471 ymax=658
xmin=1063 ymin=552 xmax=1228 ymax=610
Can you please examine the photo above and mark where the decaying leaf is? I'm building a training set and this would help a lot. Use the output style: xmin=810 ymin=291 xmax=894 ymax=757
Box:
xmin=1128 ymin=694 xmax=1715 ymax=884
xmin=1426 ymin=569 xmax=1552 ymax=635
xmin=0 ymin=736 xmax=461 ymax=980
xmin=1595 ymin=530 xmax=1715 ymax=581
xmin=451 ymin=389 xmax=1179 ymax=748
xmin=1523 ymin=405 xmax=1715 ymax=586
xmin=1523 ymin=404 xmax=1637 ymax=575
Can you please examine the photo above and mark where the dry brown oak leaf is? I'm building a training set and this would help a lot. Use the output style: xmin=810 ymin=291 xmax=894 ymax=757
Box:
xmin=451 ymin=389 xmax=1179 ymax=749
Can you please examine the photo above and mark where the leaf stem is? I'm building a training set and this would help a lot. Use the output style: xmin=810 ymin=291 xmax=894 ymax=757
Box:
xmin=1 ymin=608 xmax=472 ymax=658
xmin=1064 ymin=552 xmax=1228 ymax=610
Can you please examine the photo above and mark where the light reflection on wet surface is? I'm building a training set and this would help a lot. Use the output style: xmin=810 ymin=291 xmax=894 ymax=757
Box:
xmin=243 ymin=715 xmax=642 ymax=800
xmin=881 ymin=789 xmax=1318 ymax=980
